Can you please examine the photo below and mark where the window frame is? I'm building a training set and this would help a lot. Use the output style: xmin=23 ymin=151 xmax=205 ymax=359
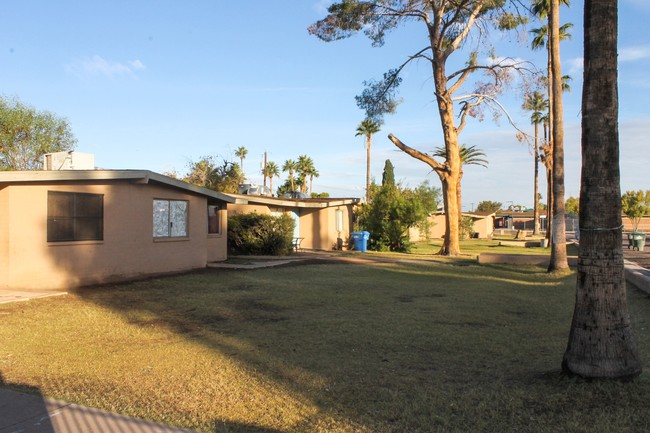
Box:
xmin=153 ymin=198 xmax=189 ymax=239
xmin=47 ymin=191 xmax=104 ymax=243
xmin=207 ymin=204 xmax=222 ymax=235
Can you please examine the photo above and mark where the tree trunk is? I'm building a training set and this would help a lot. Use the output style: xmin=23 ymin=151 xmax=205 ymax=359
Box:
xmin=533 ymin=123 xmax=540 ymax=235
xmin=366 ymin=135 xmax=372 ymax=203
xmin=562 ymin=0 xmax=642 ymax=378
xmin=546 ymin=166 xmax=553 ymax=241
xmin=548 ymin=0 xmax=569 ymax=272
xmin=387 ymin=133 xmax=461 ymax=256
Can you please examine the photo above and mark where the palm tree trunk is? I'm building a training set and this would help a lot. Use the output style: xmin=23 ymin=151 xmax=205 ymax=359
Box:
xmin=562 ymin=0 xmax=641 ymax=378
xmin=548 ymin=0 xmax=569 ymax=272
xmin=366 ymin=135 xmax=372 ymax=203
xmin=533 ymin=123 xmax=540 ymax=235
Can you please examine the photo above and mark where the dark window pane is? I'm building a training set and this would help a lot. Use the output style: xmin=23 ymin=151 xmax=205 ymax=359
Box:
xmin=47 ymin=217 xmax=74 ymax=242
xmin=76 ymin=217 xmax=103 ymax=240
xmin=208 ymin=205 xmax=220 ymax=234
xmin=48 ymin=192 xmax=74 ymax=218
xmin=47 ymin=191 xmax=103 ymax=242
xmin=75 ymin=194 xmax=103 ymax=218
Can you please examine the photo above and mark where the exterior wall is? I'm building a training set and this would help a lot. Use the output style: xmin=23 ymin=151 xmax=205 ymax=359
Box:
xmin=227 ymin=201 xmax=355 ymax=251
xmin=409 ymin=214 xmax=447 ymax=240
xmin=0 ymin=181 xmax=225 ymax=290
xmin=207 ymin=205 xmax=228 ymax=262
xmin=623 ymin=216 xmax=650 ymax=232
xmin=228 ymin=203 xmax=272 ymax=216
xmin=472 ymin=216 xmax=494 ymax=239
xmin=0 ymin=187 xmax=9 ymax=285
xmin=409 ymin=214 xmax=494 ymax=240
xmin=299 ymin=205 xmax=353 ymax=250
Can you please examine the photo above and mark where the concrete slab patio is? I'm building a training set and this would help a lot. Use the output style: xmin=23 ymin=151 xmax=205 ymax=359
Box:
xmin=0 ymin=290 xmax=67 ymax=304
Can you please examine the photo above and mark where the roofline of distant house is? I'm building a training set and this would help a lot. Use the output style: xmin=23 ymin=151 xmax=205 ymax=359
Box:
xmin=226 ymin=193 xmax=361 ymax=209
xmin=0 ymin=169 xmax=236 ymax=203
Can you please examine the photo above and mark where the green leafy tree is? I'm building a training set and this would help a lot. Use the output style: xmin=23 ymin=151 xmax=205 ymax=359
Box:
xmin=228 ymin=213 xmax=294 ymax=256
xmin=355 ymin=119 xmax=381 ymax=202
xmin=358 ymin=160 xmax=439 ymax=252
xmin=459 ymin=216 xmax=475 ymax=240
xmin=621 ymin=190 xmax=650 ymax=233
xmin=476 ymin=201 xmax=502 ymax=213
xmin=565 ymin=196 xmax=579 ymax=216
xmin=310 ymin=1 xmax=530 ymax=256
xmin=0 ymin=96 xmax=77 ymax=170
xmin=184 ymin=156 xmax=244 ymax=193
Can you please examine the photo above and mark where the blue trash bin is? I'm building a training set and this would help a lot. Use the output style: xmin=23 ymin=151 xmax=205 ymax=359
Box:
xmin=351 ymin=231 xmax=370 ymax=252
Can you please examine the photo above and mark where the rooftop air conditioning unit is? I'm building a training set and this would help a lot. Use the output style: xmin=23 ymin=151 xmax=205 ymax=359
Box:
xmin=43 ymin=151 xmax=95 ymax=170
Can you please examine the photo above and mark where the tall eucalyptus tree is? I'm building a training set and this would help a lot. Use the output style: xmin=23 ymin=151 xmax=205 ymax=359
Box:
xmin=310 ymin=0 xmax=531 ymax=255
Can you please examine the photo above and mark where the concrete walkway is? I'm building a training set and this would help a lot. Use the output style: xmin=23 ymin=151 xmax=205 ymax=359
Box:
xmin=0 ymin=290 xmax=67 ymax=304
xmin=0 ymin=388 xmax=199 ymax=433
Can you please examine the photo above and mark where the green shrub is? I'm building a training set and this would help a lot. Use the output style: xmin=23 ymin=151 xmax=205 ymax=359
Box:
xmin=228 ymin=213 xmax=295 ymax=255
xmin=460 ymin=215 xmax=475 ymax=240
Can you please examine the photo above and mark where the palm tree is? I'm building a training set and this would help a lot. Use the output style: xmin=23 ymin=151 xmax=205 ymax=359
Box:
xmin=523 ymin=91 xmax=549 ymax=235
xmin=433 ymin=144 xmax=488 ymax=223
xmin=355 ymin=119 xmax=381 ymax=203
xmin=282 ymin=159 xmax=297 ymax=191
xmin=296 ymin=155 xmax=314 ymax=193
xmin=562 ymin=0 xmax=642 ymax=379
xmin=234 ymin=146 xmax=248 ymax=174
xmin=532 ymin=0 xmax=572 ymax=272
xmin=306 ymin=165 xmax=319 ymax=195
xmin=263 ymin=161 xmax=280 ymax=195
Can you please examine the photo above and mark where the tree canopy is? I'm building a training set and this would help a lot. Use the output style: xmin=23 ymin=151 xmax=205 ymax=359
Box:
xmin=0 ymin=95 xmax=77 ymax=170
xmin=621 ymin=190 xmax=650 ymax=232
xmin=310 ymin=0 xmax=532 ymax=256
xmin=476 ymin=200 xmax=502 ymax=213
xmin=184 ymin=155 xmax=244 ymax=193
xmin=358 ymin=160 xmax=440 ymax=252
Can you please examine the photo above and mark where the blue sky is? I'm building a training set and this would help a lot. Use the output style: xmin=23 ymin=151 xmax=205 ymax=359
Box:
xmin=2 ymin=0 xmax=649 ymax=209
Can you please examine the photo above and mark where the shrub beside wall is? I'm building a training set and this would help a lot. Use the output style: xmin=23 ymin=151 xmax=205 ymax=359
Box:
xmin=228 ymin=213 xmax=295 ymax=256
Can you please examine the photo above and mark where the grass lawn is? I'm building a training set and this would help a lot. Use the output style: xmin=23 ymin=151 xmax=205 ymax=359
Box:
xmin=409 ymin=236 xmax=579 ymax=258
xmin=0 ymin=258 xmax=648 ymax=433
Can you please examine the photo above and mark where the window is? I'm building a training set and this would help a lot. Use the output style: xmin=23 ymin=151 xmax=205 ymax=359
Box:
xmin=208 ymin=204 xmax=221 ymax=235
xmin=153 ymin=199 xmax=188 ymax=238
xmin=47 ymin=191 xmax=103 ymax=242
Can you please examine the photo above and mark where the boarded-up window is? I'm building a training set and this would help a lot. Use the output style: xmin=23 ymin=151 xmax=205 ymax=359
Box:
xmin=47 ymin=191 xmax=103 ymax=242
xmin=153 ymin=199 xmax=188 ymax=238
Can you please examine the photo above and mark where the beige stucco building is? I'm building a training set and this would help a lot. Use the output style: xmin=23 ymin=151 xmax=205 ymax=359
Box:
xmin=227 ymin=193 xmax=360 ymax=251
xmin=409 ymin=211 xmax=496 ymax=240
xmin=0 ymin=170 xmax=233 ymax=290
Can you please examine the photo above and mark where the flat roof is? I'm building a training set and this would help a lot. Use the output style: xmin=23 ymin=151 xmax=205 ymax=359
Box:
xmin=226 ymin=193 xmax=360 ymax=208
xmin=0 ymin=170 xmax=235 ymax=203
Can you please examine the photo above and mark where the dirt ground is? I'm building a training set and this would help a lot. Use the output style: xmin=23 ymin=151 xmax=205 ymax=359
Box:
xmin=623 ymin=239 xmax=650 ymax=269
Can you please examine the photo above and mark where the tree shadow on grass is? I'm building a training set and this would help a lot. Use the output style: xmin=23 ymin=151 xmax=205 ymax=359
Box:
xmin=69 ymin=260 xmax=645 ymax=433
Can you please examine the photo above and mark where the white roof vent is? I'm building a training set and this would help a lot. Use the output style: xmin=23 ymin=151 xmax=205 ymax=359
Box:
xmin=43 ymin=151 xmax=95 ymax=170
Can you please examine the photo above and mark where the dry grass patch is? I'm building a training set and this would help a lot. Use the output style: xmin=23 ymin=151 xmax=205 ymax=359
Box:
xmin=0 ymin=260 xmax=648 ymax=433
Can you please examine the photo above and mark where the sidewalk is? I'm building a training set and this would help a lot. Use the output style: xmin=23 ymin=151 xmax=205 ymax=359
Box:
xmin=0 ymin=290 xmax=67 ymax=304
xmin=0 ymin=388 xmax=199 ymax=433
